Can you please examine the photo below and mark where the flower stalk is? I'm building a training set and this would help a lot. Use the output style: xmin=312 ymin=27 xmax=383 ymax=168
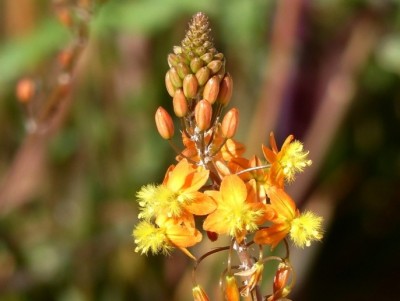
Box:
xmin=132 ymin=12 xmax=323 ymax=301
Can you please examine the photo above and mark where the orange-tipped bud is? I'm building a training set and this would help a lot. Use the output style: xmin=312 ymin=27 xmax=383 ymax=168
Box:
xmin=169 ymin=67 xmax=183 ymax=88
xmin=207 ymin=60 xmax=223 ymax=74
xmin=155 ymin=107 xmax=174 ymax=139
xmin=195 ymin=100 xmax=212 ymax=131
xmin=192 ymin=285 xmax=210 ymax=301
xmin=58 ymin=49 xmax=74 ymax=69
xmin=183 ymin=74 xmax=198 ymax=99
xmin=224 ymin=275 xmax=240 ymax=301
xmin=173 ymin=89 xmax=188 ymax=117
xmin=203 ymin=75 xmax=220 ymax=104
xmin=217 ymin=73 xmax=233 ymax=106
xmin=165 ymin=71 xmax=176 ymax=97
xmin=221 ymin=108 xmax=239 ymax=138
xmin=16 ymin=78 xmax=35 ymax=103
xmin=195 ymin=66 xmax=210 ymax=86
xmin=190 ymin=57 xmax=204 ymax=73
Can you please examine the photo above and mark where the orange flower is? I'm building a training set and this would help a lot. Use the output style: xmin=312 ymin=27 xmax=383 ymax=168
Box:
xmin=254 ymin=187 xmax=323 ymax=249
xmin=262 ymin=132 xmax=312 ymax=186
xmin=203 ymin=174 xmax=265 ymax=242
xmin=254 ymin=187 xmax=298 ymax=248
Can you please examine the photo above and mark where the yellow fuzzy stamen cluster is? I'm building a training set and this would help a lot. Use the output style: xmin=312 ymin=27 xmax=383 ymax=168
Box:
xmin=137 ymin=184 xmax=186 ymax=220
xmin=290 ymin=211 xmax=323 ymax=248
xmin=133 ymin=221 xmax=172 ymax=255
xmin=280 ymin=141 xmax=312 ymax=182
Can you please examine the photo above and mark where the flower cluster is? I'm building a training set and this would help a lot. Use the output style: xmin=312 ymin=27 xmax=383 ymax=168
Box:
xmin=132 ymin=12 xmax=323 ymax=300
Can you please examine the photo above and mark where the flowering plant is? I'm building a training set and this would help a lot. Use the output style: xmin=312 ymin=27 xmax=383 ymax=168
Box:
xmin=133 ymin=12 xmax=323 ymax=301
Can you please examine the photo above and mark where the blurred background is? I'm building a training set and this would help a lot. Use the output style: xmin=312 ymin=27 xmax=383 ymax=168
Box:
xmin=0 ymin=0 xmax=399 ymax=300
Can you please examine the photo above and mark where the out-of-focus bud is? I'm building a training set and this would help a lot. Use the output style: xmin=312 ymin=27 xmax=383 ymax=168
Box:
xmin=55 ymin=7 xmax=72 ymax=28
xmin=224 ymin=275 xmax=240 ymax=301
xmin=165 ymin=72 xmax=176 ymax=97
xmin=207 ymin=60 xmax=222 ymax=74
xmin=200 ymin=53 xmax=213 ymax=64
xmin=267 ymin=262 xmax=291 ymax=301
xmin=58 ymin=49 xmax=74 ymax=69
xmin=203 ymin=75 xmax=220 ymax=104
xmin=192 ymin=285 xmax=210 ymax=301
xmin=195 ymin=100 xmax=212 ymax=131
xmin=214 ymin=53 xmax=224 ymax=60
xmin=169 ymin=67 xmax=183 ymax=88
xmin=172 ymin=89 xmax=188 ymax=117
xmin=167 ymin=53 xmax=179 ymax=68
xmin=16 ymin=78 xmax=35 ymax=103
xmin=176 ymin=62 xmax=191 ymax=79
xmin=195 ymin=66 xmax=210 ymax=86
xmin=190 ymin=57 xmax=204 ymax=73
xmin=221 ymin=108 xmax=239 ymax=138
xmin=217 ymin=73 xmax=233 ymax=106
xmin=155 ymin=107 xmax=174 ymax=139
xmin=183 ymin=74 xmax=198 ymax=99
xmin=173 ymin=46 xmax=183 ymax=54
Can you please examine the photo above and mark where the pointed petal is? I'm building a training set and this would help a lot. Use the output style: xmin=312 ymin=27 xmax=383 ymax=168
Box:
xmin=183 ymin=169 xmax=209 ymax=192
xmin=254 ymin=224 xmax=289 ymax=249
xmin=185 ymin=192 xmax=217 ymax=215
xmin=166 ymin=159 xmax=191 ymax=192
xmin=262 ymin=144 xmax=277 ymax=164
xmin=166 ymin=225 xmax=202 ymax=247
xmin=268 ymin=187 xmax=297 ymax=220
xmin=221 ymin=175 xmax=246 ymax=204
xmin=203 ymin=211 xmax=228 ymax=234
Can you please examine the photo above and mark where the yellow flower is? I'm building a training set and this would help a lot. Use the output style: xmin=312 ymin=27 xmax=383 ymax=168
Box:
xmin=203 ymin=174 xmax=265 ymax=242
xmin=290 ymin=211 xmax=323 ymax=248
xmin=262 ymin=132 xmax=312 ymax=184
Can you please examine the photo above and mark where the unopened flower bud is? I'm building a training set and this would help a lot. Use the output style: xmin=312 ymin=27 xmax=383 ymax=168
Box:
xmin=200 ymin=52 xmax=213 ymax=64
xmin=190 ymin=57 xmax=204 ymax=73
xmin=268 ymin=262 xmax=292 ymax=301
xmin=167 ymin=53 xmax=179 ymax=68
xmin=16 ymin=78 xmax=35 ymax=103
xmin=195 ymin=66 xmax=210 ymax=86
xmin=173 ymin=45 xmax=183 ymax=55
xmin=203 ymin=75 xmax=220 ymax=104
xmin=192 ymin=285 xmax=210 ymax=301
xmin=214 ymin=52 xmax=224 ymax=60
xmin=169 ymin=67 xmax=183 ymax=88
xmin=207 ymin=60 xmax=223 ymax=74
xmin=224 ymin=275 xmax=240 ymax=301
xmin=173 ymin=89 xmax=188 ymax=117
xmin=221 ymin=108 xmax=239 ymax=138
xmin=155 ymin=107 xmax=174 ymax=139
xmin=165 ymin=71 xmax=176 ymax=97
xmin=217 ymin=73 xmax=233 ymax=106
xmin=183 ymin=74 xmax=198 ymax=99
xmin=195 ymin=100 xmax=212 ymax=131
xmin=176 ymin=62 xmax=191 ymax=79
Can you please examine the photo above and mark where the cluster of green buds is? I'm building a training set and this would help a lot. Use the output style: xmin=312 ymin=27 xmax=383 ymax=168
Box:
xmin=156 ymin=13 xmax=236 ymax=171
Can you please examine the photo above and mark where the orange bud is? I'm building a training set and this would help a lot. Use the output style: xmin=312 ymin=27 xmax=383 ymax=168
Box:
xmin=16 ymin=78 xmax=35 ymax=103
xmin=267 ymin=263 xmax=292 ymax=301
xmin=224 ymin=275 xmax=240 ymax=301
xmin=155 ymin=107 xmax=174 ymax=139
xmin=172 ymin=89 xmax=188 ymax=117
xmin=207 ymin=60 xmax=223 ymax=74
xmin=221 ymin=108 xmax=239 ymax=138
xmin=195 ymin=100 xmax=212 ymax=131
xmin=203 ymin=75 xmax=220 ymax=104
xmin=165 ymin=71 xmax=176 ymax=97
xmin=217 ymin=73 xmax=233 ymax=106
xmin=183 ymin=74 xmax=198 ymax=99
xmin=169 ymin=67 xmax=183 ymax=88
xmin=192 ymin=285 xmax=210 ymax=301
xmin=58 ymin=49 xmax=74 ymax=69
xmin=195 ymin=66 xmax=210 ymax=86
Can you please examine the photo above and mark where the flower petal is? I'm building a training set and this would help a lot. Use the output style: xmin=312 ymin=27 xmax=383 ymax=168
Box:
xmin=221 ymin=175 xmax=246 ymax=204
xmin=185 ymin=192 xmax=216 ymax=215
